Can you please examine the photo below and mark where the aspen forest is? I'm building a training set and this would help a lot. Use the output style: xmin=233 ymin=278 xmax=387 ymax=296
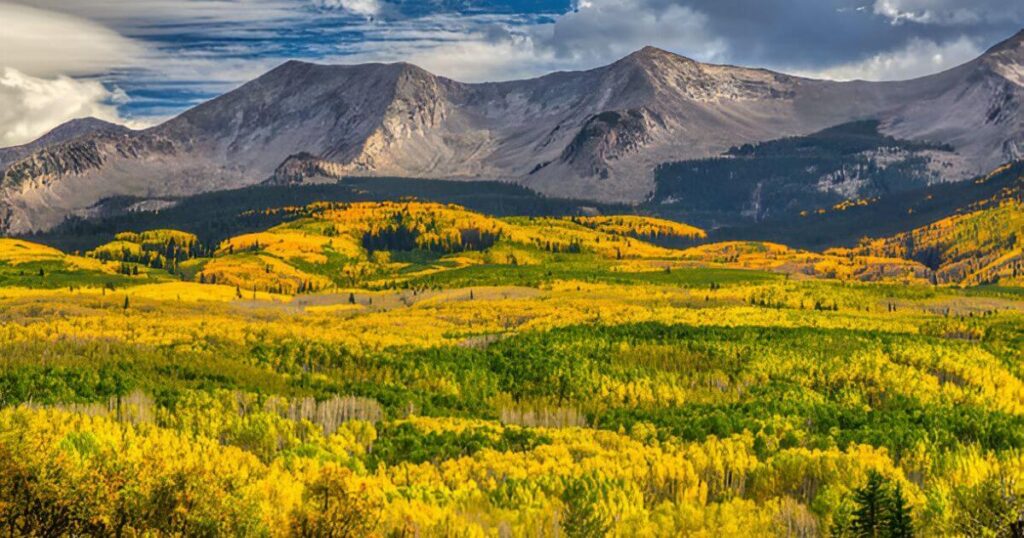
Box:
xmin=0 ymin=194 xmax=1021 ymax=537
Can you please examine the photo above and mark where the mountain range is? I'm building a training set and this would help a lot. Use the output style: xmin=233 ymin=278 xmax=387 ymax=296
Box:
xmin=2 ymin=30 xmax=1023 ymax=235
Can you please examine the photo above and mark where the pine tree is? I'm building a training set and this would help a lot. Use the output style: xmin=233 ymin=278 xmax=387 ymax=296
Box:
xmin=852 ymin=472 xmax=887 ymax=538
xmin=884 ymin=483 xmax=914 ymax=538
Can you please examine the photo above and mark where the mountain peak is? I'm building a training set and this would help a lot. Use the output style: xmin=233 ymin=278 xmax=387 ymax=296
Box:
xmin=983 ymin=29 xmax=1024 ymax=56
xmin=621 ymin=46 xmax=693 ymax=64
xmin=979 ymin=29 xmax=1024 ymax=84
xmin=1 ymin=117 xmax=125 ymax=152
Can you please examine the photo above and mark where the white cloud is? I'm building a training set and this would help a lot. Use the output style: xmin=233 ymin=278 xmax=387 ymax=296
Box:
xmin=0 ymin=68 xmax=129 ymax=146
xmin=7 ymin=0 xmax=300 ymax=32
xmin=330 ymin=0 xmax=727 ymax=82
xmin=0 ymin=3 xmax=144 ymax=77
xmin=873 ymin=0 xmax=1024 ymax=25
xmin=401 ymin=36 xmax=553 ymax=82
xmin=314 ymin=0 xmax=381 ymax=16
xmin=0 ymin=3 xmax=148 ymax=146
xmin=804 ymin=36 xmax=982 ymax=81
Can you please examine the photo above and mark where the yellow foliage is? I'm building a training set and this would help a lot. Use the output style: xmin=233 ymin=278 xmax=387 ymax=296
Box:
xmin=0 ymin=238 xmax=65 ymax=265
xmin=199 ymin=255 xmax=332 ymax=294
xmin=573 ymin=215 xmax=706 ymax=240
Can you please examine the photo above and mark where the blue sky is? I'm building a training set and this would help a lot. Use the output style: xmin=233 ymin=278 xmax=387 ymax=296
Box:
xmin=1 ymin=0 xmax=1022 ymax=146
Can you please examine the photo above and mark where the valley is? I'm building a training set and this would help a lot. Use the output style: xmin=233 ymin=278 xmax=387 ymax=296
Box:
xmin=1 ymin=193 xmax=1023 ymax=535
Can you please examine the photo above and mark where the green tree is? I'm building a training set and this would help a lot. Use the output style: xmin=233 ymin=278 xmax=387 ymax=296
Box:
xmin=560 ymin=475 xmax=611 ymax=538
xmin=883 ymin=483 xmax=913 ymax=538
xmin=851 ymin=472 xmax=887 ymax=538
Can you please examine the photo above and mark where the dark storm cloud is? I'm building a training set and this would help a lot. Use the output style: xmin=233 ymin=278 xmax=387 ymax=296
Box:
xmin=544 ymin=0 xmax=1023 ymax=72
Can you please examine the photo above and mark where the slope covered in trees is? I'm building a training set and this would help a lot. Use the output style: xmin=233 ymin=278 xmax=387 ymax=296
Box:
xmin=652 ymin=121 xmax=959 ymax=225
xmin=1 ymin=200 xmax=1023 ymax=535
xmin=852 ymin=165 xmax=1024 ymax=286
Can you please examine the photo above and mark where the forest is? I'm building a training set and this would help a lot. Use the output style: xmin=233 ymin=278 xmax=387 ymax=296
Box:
xmin=0 ymin=194 xmax=1023 ymax=536
xmin=652 ymin=121 xmax=991 ymax=240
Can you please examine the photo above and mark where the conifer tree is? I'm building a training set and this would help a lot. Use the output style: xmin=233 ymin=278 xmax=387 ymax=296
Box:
xmin=884 ymin=483 xmax=914 ymax=538
xmin=852 ymin=472 xmax=886 ymax=538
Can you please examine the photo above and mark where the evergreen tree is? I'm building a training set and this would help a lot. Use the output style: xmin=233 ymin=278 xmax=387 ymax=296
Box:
xmin=884 ymin=483 xmax=913 ymax=538
xmin=852 ymin=472 xmax=887 ymax=538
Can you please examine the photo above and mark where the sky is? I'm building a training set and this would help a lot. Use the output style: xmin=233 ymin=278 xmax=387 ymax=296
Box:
xmin=0 ymin=0 xmax=1022 ymax=147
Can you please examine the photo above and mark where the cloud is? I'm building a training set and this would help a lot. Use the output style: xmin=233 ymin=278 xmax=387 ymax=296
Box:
xmin=806 ymin=36 xmax=982 ymax=81
xmin=5 ymin=0 xmax=1022 ymax=124
xmin=393 ymin=35 xmax=552 ymax=82
xmin=0 ymin=68 xmax=130 ymax=146
xmin=873 ymin=0 xmax=1024 ymax=26
xmin=335 ymin=0 xmax=726 ymax=82
xmin=536 ymin=0 xmax=726 ymax=66
xmin=7 ymin=0 xmax=300 ymax=31
xmin=0 ymin=3 xmax=144 ymax=77
xmin=314 ymin=0 xmax=381 ymax=16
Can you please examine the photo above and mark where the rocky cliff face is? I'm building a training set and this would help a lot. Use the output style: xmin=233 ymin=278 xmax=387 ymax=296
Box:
xmin=3 ymin=31 xmax=1024 ymax=234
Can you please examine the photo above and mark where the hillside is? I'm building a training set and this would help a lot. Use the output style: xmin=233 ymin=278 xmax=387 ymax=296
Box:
xmin=653 ymin=120 xmax=962 ymax=225
xmin=852 ymin=170 xmax=1024 ymax=286
xmin=20 ymin=190 xmax=1024 ymax=298
xmin=19 ymin=177 xmax=627 ymax=254
xmin=8 ymin=201 xmax=949 ymax=296
xmin=3 ymin=31 xmax=1024 ymax=234
xmin=2 ymin=200 xmax=1023 ymax=536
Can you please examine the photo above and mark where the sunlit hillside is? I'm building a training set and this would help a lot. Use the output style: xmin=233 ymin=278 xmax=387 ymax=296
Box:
xmin=70 ymin=201 xmax=985 ymax=295
xmin=190 ymin=202 xmax=706 ymax=293
xmin=683 ymin=241 xmax=931 ymax=283
xmin=1 ymin=200 xmax=1023 ymax=536
xmin=855 ymin=196 xmax=1024 ymax=286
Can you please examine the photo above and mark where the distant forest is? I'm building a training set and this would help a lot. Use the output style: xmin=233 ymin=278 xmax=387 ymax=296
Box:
xmin=652 ymin=120 xmax=956 ymax=225
xmin=23 ymin=178 xmax=629 ymax=253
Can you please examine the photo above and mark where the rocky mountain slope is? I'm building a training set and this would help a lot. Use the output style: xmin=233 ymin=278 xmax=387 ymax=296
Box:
xmin=2 ymin=31 xmax=1023 ymax=234
xmin=0 ymin=118 xmax=127 ymax=170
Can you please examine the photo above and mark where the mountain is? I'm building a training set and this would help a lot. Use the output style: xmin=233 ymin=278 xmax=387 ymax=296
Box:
xmin=882 ymin=30 xmax=1024 ymax=174
xmin=0 ymin=117 xmax=128 ymax=170
xmin=2 ymin=31 xmax=1024 ymax=234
